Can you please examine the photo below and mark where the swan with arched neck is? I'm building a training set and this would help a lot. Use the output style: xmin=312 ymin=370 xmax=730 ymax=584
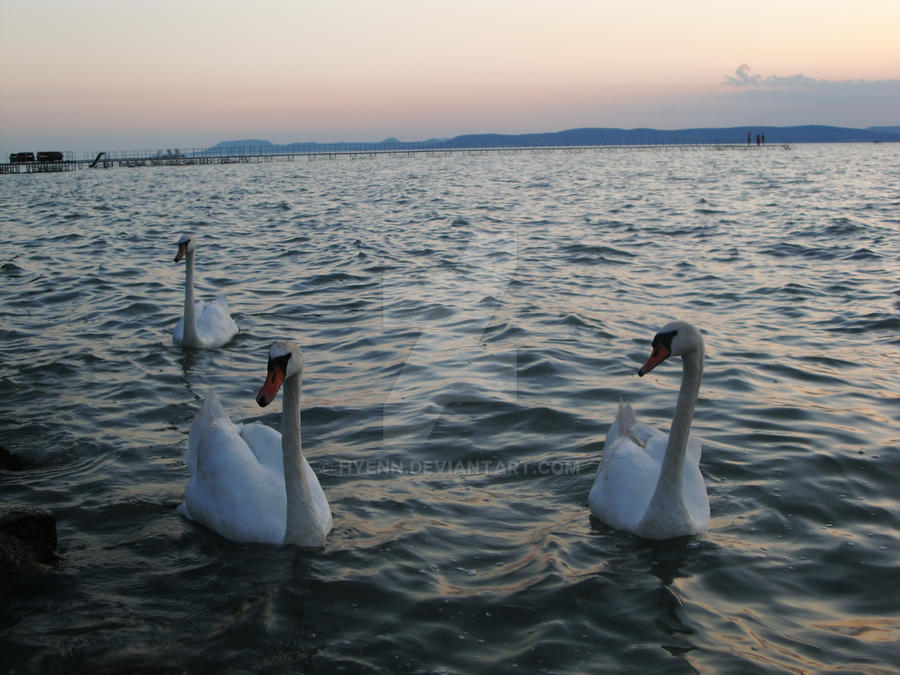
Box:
xmin=172 ymin=234 xmax=238 ymax=349
xmin=589 ymin=320 xmax=710 ymax=539
xmin=178 ymin=341 xmax=332 ymax=547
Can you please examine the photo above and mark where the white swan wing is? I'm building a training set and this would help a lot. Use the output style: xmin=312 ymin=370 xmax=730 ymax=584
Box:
xmin=194 ymin=297 xmax=238 ymax=348
xmin=590 ymin=424 xmax=709 ymax=536
xmin=682 ymin=437 xmax=710 ymax=531
xmin=179 ymin=402 xmax=286 ymax=544
xmin=238 ymin=423 xmax=331 ymax=546
xmin=239 ymin=422 xmax=285 ymax=474
xmin=633 ymin=423 xmax=669 ymax=462
xmin=605 ymin=400 xmax=636 ymax=448
xmin=605 ymin=401 xmax=666 ymax=458
xmin=589 ymin=433 xmax=661 ymax=532
xmin=590 ymin=401 xmax=682 ymax=533
xmin=185 ymin=392 xmax=230 ymax=473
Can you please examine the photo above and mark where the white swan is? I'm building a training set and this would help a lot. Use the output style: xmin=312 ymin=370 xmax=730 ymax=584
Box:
xmin=589 ymin=320 xmax=710 ymax=539
xmin=172 ymin=234 xmax=238 ymax=349
xmin=177 ymin=341 xmax=333 ymax=547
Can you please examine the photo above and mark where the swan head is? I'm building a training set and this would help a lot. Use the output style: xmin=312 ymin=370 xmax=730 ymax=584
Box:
xmin=256 ymin=341 xmax=303 ymax=407
xmin=174 ymin=234 xmax=195 ymax=263
xmin=638 ymin=320 xmax=703 ymax=376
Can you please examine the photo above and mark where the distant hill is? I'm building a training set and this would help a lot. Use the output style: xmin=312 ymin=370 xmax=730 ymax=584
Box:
xmin=207 ymin=139 xmax=275 ymax=150
xmin=205 ymin=125 xmax=900 ymax=155
xmin=867 ymin=126 xmax=900 ymax=134
xmin=441 ymin=125 xmax=900 ymax=146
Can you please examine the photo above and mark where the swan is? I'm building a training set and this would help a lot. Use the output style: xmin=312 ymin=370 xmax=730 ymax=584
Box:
xmin=177 ymin=341 xmax=333 ymax=547
xmin=172 ymin=234 xmax=238 ymax=349
xmin=589 ymin=320 xmax=710 ymax=539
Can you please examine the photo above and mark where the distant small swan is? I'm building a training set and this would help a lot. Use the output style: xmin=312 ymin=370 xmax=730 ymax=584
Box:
xmin=172 ymin=234 xmax=238 ymax=349
xmin=589 ymin=320 xmax=710 ymax=539
xmin=178 ymin=341 xmax=333 ymax=547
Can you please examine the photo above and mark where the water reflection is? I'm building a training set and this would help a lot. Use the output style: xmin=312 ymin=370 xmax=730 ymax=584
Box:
xmin=2 ymin=146 xmax=899 ymax=672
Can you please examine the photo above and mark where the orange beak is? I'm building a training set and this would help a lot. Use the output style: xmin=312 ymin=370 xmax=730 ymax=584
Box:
xmin=638 ymin=343 xmax=670 ymax=377
xmin=174 ymin=242 xmax=188 ymax=263
xmin=256 ymin=367 xmax=286 ymax=407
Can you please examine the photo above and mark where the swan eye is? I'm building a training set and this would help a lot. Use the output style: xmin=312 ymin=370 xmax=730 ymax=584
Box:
xmin=646 ymin=329 xmax=677 ymax=363
xmin=654 ymin=330 xmax=677 ymax=352
xmin=267 ymin=352 xmax=291 ymax=375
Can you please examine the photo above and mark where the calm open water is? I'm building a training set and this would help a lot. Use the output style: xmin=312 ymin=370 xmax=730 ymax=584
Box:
xmin=1 ymin=144 xmax=899 ymax=673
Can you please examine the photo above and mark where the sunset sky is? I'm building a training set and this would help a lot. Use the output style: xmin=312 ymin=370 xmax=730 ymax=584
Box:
xmin=2 ymin=0 xmax=898 ymax=156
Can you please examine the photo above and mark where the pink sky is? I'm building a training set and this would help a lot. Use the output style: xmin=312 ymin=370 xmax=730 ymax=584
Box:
xmin=2 ymin=0 xmax=898 ymax=156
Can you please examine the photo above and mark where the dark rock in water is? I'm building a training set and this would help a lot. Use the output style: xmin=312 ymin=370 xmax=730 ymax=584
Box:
xmin=0 ymin=445 xmax=32 ymax=471
xmin=0 ymin=504 xmax=59 ymax=580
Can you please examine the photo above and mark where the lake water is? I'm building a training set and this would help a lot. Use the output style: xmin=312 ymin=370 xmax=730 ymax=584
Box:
xmin=1 ymin=144 xmax=899 ymax=673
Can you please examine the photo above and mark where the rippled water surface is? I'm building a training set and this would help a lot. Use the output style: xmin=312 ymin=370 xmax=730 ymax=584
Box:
xmin=2 ymin=144 xmax=899 ymax=673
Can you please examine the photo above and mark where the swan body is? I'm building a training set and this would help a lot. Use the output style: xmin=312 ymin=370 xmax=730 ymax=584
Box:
xmin=178 ymin=342 xmax=332 ymax=547
xmin=172 ymin=234 xmax=238 ymax=349
xmin=589 ymin=321 xmax=710 ymax=539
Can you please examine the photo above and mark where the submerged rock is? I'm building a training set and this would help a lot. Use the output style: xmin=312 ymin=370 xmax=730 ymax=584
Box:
xmin=0 ymin=504 xmax=59 ymax=580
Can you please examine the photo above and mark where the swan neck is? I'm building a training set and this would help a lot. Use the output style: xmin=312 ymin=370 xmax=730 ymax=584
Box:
xmin=281 ymin=371 xmax=312 ymax=544
xmin=655 ymin=349 xmax=703 ymax=498
xmin=281 ymin=372 xmax=303 ymax=461
xmin=182 ymin=250 xmax=198 ymax=344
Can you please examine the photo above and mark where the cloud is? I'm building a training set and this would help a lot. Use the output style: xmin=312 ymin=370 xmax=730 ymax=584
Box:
xmin=723 ymin=65 xmax=900 ymax=111
xmin=713 ymin=66 xmax=900 ymax=126
xmin=726 ymin=64 xmax=761 ymax=87
xmin=726 ymin=65 xmax=828 ymax=89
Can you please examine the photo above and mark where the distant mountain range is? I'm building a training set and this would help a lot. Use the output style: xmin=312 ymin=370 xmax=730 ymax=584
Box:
xmin=206 ymin=125 xmax=900 ymax=154
xmin=867 ymin=126 xmax=900 ymax=134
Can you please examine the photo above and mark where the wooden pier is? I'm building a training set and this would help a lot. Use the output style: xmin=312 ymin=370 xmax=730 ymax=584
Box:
xmin=0 ymin=160 xmax=79 ymax=175
xmin=2 ymin=142 xmax=789 ymax=175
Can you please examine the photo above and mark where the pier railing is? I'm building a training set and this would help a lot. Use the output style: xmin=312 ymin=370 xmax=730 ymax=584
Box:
xmin=2 ymin=141 xmax=790 ymax=175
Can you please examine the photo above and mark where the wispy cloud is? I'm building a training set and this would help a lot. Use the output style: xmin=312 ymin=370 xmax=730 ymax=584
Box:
xmin=725 ymin=64 xmax=900 ymax=94
xmin=726 ymin=64 xmax=762 ymax=87
xmin=721 ymin=65 xmax=900 ymax=125
xmin=726 ymin=64 xmax=839 ymax=89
